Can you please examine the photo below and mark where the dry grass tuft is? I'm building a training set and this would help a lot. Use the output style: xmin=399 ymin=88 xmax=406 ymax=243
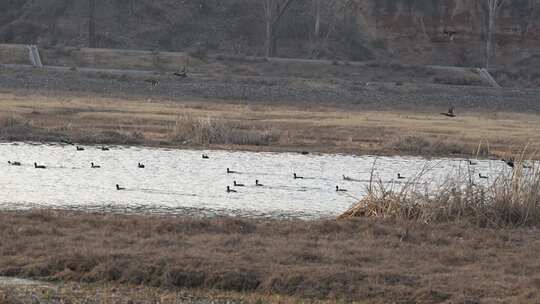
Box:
xmin=169 ymin=114 xmax=279 ymax=146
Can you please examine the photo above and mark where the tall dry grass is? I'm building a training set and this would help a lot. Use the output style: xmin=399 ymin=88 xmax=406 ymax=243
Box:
xmin=169 ymin=114 xmax=279 ymax=146
xmin=341 ymin=156 xmax=540 ymax=227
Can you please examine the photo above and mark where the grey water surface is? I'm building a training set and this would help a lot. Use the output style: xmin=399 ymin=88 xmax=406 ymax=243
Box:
xmin=0 ymin=142 xmax=513 ymax=218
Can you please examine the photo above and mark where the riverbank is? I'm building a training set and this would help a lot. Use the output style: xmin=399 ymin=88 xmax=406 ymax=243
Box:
xmin=1 ymin=210 xmax=539 ymax=303
xmin=2 ymin=89 xmax=539 ymax=159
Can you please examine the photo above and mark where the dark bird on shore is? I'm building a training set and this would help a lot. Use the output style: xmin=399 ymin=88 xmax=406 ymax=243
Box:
xmin=255 ymin=180 xmax=264 ymax=187
xmin=502 ymin=159 xmax=515 ymax=168
xmin=479 ymin=173 xmax=488 ymax=179
xmin=91 ymin=162 xmax=101 ymax=169
xmin=300 ymin=151 xmax=309 ymax=155
xmin=173 ymin=66 xmax=188 ymax=78
xmin=116 ymin=184 xmax=125 ymax=190
xmin=101 ymin=146 xmax=110 ymax=151
xmin=293 ymin=173 xmax=303 ymax=179
xmin=202 ymin=154 xmax=209 ymax=159
xmin=138 ymin=163 xmax=145 ymax=168
xmin=8 ymin=161 xmax=21 ymax=166
xmin=227 ymin=168 xmax=238 ymax=174
xmin=226 ymin=186 xmax=237 ymax=193
xmin=34 ymin=163 xmax=46 ymax=169
xmin=234 ymin=181 xmax=245 ymax=187
xmin=443 ymin=29 xmax=458 ymax=41
xmin=441 ymin=106 xmax=456 ymax=118
xmin=397 ymin=173 xmax=406 ymax=179
xmin=336 ymin=185 xmax=347 ymax=192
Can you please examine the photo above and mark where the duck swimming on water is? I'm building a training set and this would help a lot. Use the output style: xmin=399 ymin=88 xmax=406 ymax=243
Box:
xmin=255 ymin=180 xmax=263 ymax=187
xmin=8 ymin=161 xmax=21 ymax=166
xmin=233 ymin=181 xmax=245 ymax=187
xmin=202 ymin=154 xmax=209 ymax=159
xmin=116 ymin=184 xmax=125 ymax=190
xmin=138 ymin=163 xmax=145 ymax=168
xmin=479 ymin=173 xmax=488 ymax=179
xmin=397 ymin=173 xmax=406 ymax=179
xmin=34 ymin=163 xmax=46 ymax=169
xmin=91 ymin=162 xmax=101 ymax=168
xmin=502 ymin=159 xmax=515 ymax=168
xmin=227 ymin=168 xmax=238 ymax=174
xmin=336 ymin=185 xmax=347 ymax=192
xmin=76 ymin=146 xmax=85 ymax=151
xmin=226 ymin=186 xmax=237 ymax=193
xmin=293 ymin=173 xmax=303 ymax=179
xmin=101 ymin=146 xmax=110 ymax=151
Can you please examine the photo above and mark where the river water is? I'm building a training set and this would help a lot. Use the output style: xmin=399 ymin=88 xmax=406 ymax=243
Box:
xmin=0 ymin=142 xmax=514 ymax=218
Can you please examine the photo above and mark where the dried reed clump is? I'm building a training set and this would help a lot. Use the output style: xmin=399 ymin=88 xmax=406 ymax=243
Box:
xmin=341 ymin=157 xmax=540 ymax=227
xmin=387 ymin=135 xmax=485 ymax=156
xmin=169 ymin=114 xmax=279 ymax=146
xmin=0 ymin=114 xmax=29 ymax=128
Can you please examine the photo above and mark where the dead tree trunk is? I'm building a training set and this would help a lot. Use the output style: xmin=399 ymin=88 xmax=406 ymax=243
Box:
xmin=88 ymin=0 xmax=96 ymax=48
xmin=485 ymin=0 xmax=505 ymax=69
xmin=263 ymin=0 xmax=296 ymax=57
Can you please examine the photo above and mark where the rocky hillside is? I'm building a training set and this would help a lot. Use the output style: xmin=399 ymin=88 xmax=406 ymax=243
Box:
xmin=1 ymin=0 xmax=540 ymax=68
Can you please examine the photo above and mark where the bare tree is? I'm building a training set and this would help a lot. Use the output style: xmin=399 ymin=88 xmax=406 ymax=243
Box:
xmin=88 ymin=0 xmax=96 ymax=47
xmin=314 ymin=0 xmax=321 ymax=40
xmin=485 ymin=0 xmax=505 ymax=69
xmin=263 ymin=0 xmax=296 ymax=57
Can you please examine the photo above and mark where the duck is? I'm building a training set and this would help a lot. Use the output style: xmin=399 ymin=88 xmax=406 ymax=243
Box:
xmin=227 ymin=168 xmax=238 ymax=174
xmin=101 ymin=146 xmax=110 ymax=151
xmin=441 ymin=106 xmax=456 ymax=118
xmin=336 ymin=185 xmax=347 ymax=192
xmin=255 ymin=180 xmax=264 ymax=187
xmin=226 ymin=186 xmax=237 ymax=193
xmin=479 ymin=173 xmax=488 ymax=179
xmin=502 ymin=159 xmax=515 ymax=168
xmin=397 ymin=173 xmax=406 ymax=180
xmin=202 ymin=154 xmax=209 ymax=159
xmin=8 ymin=161 xmax=21 ymax=166
xmin=34 ymin=162 xmax=46 ymax=169
xmin=138 ymin=163 xmax=145 ymax=168
xmin=233 ymin=181 xmax=245 ymax=187
xmin=91 ymin=162 xmax=101 ymax=169
xmin=76 ymin=146 xmax=85 ymax=151
xmin=116 ymin=184 xmax=125 ymax=190
xmin=468 ymin=160 xmax=477 ymax=166
xmin=293 ymin=173 xmax=304 ymax=179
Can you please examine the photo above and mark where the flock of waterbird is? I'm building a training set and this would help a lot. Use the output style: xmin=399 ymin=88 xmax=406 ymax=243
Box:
xmin=5 ymin=142 xmax=523 ymax=195
xmin=5 ymin=145 xmax=372 ymax=194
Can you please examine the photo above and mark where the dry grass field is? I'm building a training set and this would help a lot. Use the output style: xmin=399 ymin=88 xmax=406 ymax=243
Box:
xmin=1 ymin=91 xmax=540 ymax=158
xmin=1 ymin=210 xmax=540 ymax=304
